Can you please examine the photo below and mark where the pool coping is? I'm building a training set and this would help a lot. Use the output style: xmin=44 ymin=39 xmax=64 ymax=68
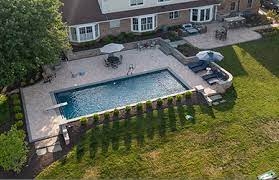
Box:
xmin=49 ymin=67 xmax=193 ymax=124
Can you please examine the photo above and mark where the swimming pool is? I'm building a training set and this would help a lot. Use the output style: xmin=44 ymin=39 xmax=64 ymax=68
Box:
xmin=54 ymin=69 xmax=188 ymax=120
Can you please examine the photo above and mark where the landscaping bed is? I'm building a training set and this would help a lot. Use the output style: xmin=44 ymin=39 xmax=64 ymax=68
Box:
xmin=176 ymin=43 xmax=200 ymax=57
xmin=72 ymin=30 xmax=182 ymax=52
xmin=256 ymin=27 xmax=279 ymax=37
xmin=245 ymin=14 xmax=272 ymax=27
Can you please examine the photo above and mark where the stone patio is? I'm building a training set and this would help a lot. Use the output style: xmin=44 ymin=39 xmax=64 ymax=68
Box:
xmin=22 ymin=48 xmax=218 ymax=142
xmin=184 ymin=22 xmax=262 ymax=49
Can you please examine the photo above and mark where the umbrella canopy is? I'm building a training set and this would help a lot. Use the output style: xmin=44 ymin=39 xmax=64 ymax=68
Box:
xmin=100 ymin=43 xmax=124 ymax=54
xmin=196 ymin=51 xmax=224 ymax=62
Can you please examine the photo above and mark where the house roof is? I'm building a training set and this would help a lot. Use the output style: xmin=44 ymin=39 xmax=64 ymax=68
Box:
xmin=61 ymin=0 xmax=220 ymax=26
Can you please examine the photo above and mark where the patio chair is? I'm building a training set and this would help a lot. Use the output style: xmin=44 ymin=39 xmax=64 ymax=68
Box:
xmin=202 ymin=73 xmax=218 ymax=81
xmin=104 ymin=58 xmax=110 ymax=67
xmin=137 ymin=43 xmax=144 ymax=51
xmin=119 ymin=55 xmax=123 ymax=64
xmin=188 ymin=61 xmax=204 ymax=69
xmin=191 ymin=63 xmax=209 ymax=73
xmin=150 ymin=40 xmax=157 ymax=49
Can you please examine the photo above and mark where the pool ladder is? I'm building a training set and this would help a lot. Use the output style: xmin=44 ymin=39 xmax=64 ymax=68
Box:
xmin=127 ymin=64 xmax=135 ymax=75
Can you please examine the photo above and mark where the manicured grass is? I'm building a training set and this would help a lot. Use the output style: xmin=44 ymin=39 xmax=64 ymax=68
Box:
xmin=37 ymin=35 xmax=279 ymax=179
xmin=0 ymin=94 xmax=10 ymax=125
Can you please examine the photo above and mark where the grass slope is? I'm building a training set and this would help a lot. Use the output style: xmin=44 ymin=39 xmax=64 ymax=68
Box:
xmin=37 ymin=35 xmax=279 ymax=179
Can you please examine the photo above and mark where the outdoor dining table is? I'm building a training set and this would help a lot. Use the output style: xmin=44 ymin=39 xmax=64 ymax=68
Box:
xmin=107 ymin=56 xmax=120 ymax=64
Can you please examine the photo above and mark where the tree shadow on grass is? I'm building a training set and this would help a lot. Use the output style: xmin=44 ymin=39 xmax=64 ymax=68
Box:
xmin=168 ymin=106 xmax=177 ymax=132
xmin=76 ymin=139 xmax=85 ymax=162
xmin=89 ymin=125 xmax=100 ymax=159
xmin=101 ymin=118 xmax=110 ymax=154
xmin=199 ymin=105 xmax=215 ymax=119
xmin=238 ymin=38 xmax=279 ymax=77
xmin=111 ymin=119 xmax=120 ymax=151
xmin=146 ymin=111 xmax=155 ymax=140
xmin=186 ymin=105 xmax=196 ymax=124
xmin=124 ymin=118 xmax=132 ymax=151
xmin=158 ymin=109 xmax=167 ymax=138
xmin=177 ymin=105 xmax=186 ymax=126
xmin=214 ymin=86 xmax=238 ymax=112
xmin=136 ymin=114 xmax=145 ymax=147
xmin=215 ymin=45 xmax=248 ymax=77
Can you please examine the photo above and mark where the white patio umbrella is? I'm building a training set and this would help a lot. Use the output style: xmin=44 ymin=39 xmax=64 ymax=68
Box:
xmin=100 ymin=43 xmax=124 ymax=54
xmin=196 ymin=51 xmax=224 ymax=62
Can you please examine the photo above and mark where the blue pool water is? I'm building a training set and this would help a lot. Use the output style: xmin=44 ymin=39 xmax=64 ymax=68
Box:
xmin=55 ymin=70 xmax=188 ymax=119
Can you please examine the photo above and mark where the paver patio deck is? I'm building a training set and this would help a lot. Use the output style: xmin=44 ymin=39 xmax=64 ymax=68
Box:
xmin=22 ymin=48 xmax=217 ymax=142
xmin=184 ymin=22 xmax=262 ymax=49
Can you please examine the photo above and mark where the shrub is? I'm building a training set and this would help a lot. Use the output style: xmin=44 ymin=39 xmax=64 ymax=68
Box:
xmin=15 ymin=113 xmax=23 ymax=120
xmin=125 ymin=106 xmax=131 ymax=114
xmin=117 ymin=32 xmax=127 ymax=43
xmin=11 ymin=94 xmax=20 ymax=101
xmin=184 ymin=91 xmax=193 ymax=99
xmin=176 ymin=94 xmax=182 ymax=102
xmin=80 ymin=117 xmax=88 ymax=126
xmin=13 ymin=106 xmax=22 ymax=113
xmin=126 ymin=32 xmax=135 ymax=41
xmin=146 ymin=100 xmax=153 ymax=109
xmin=102 ymin=35 xmax=115 ymax=44
xmin=0 ymin=125 xmax=28 ymax=173
xmin=104 ymin=112 xmax=110 ymax=120
xmin=136 ymin=103 xmax=143 ymax=112
xmin=157 ymin=98 xmax=163 ymax=107
xmin=167 ymin=96 xmax=174 ymax=104
xmin=93 ymin=114 xmax=99 ymax=121
xmin=13 ymin=99 xmax=21 ymax=106
xmin=113 ymin=109 xmax=120 ymax=117
xmin=0 ymin=94 xmax=8 ymax=106
xmin=15 ymin=121 xmax=24 ymax=129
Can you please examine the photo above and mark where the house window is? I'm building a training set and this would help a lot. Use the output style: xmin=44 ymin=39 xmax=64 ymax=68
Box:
xmin=192 ymin=9 xmax=198 ymax=22
xmin=95 ymin=24 xmax=99 ymax=38
xmin=158 ymin=0 xmax=170 ymax=2
xmin=69 ymin=23 xmax=100 ymax=42
xmin=70 ymin=27 xmax=77 ymax=41
xmin=131 ymin=15 xmax=156 ymax=32
xmin=230 ymin=2 xmax=236 ymax=11
xmin=110 ymin=20 xmax=120 ymax=28
xmin=247 ymin=0 xmax=253 ymax=8
xmin=132 ymin=18 xmax=139 ymax=31
xmin=191 ymin=6 xmax=213 ymax=22
xmin=130 ymin=0 xmax=143 ymax=6
xmin=169 ymin=11 xmax=180 ymax=19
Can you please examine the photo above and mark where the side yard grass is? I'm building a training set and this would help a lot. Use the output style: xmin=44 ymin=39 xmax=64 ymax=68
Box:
xmin=37 ymin=35 xmax=279 ymax=179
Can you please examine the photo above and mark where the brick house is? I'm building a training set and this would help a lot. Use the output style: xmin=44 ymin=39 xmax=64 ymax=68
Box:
xmin=61 ymin=0 xmax=260 ymax=43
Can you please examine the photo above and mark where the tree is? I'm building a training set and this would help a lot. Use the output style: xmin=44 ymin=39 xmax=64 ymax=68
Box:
xmin=0 ymin=0 xmax=69 ymax=86
xmin=0 ymin=125 xmax=28 ymax=173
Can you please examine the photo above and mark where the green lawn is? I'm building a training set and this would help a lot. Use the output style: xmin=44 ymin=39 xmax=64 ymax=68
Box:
xmin=37 ymin=35 xmax=279 ymax=179
xmin=0 ymin=94 xmax=10 ymax=125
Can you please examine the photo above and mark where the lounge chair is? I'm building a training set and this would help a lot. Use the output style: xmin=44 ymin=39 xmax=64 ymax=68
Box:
xmin=191 ymin=63 xmax=209 ymax=73
xmin=207 ymin=78 xmax=219 ymax=85
xmin=188 ymin=61 xmax=204 ymax=69
xmin=202 ymin=73 xmax=218 ymax=81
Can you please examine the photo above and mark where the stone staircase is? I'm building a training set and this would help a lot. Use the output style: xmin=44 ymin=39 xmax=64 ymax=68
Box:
xmin=35 ymin=136 xmax=62 ymax=156
xmin=207 ymin=94 xmax=226 ymax=106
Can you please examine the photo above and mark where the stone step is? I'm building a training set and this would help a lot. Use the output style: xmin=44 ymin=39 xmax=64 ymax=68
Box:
xmin=209 ymin=94 xmax=223 ymax=102
xmin=35 ymin=136 xmax=60 ymax=149
xmin=47 ymin=144 xmax=62 ymax=153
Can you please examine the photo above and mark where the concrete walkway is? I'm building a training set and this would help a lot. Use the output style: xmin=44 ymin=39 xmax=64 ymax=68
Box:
xmin=184 ymin=22 xmax=262 ymax=49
